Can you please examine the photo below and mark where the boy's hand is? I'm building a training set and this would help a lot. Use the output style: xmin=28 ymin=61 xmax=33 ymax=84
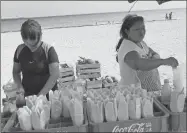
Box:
xmin=16 ymin=87 xmax=25 ymax=95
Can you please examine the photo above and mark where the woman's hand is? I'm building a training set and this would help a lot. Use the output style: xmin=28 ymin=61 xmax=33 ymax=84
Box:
xmin=163 ymin=57 xmax=179 ymax=68
xmin=16 ymin=91 xmax=26 ymax=108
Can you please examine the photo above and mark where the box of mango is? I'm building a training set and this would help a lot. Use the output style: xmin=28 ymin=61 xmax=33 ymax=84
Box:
xmin=3 ymin=86 xmax=88 ymax=132
xmin=84 ymin=75 xmax=118 ymax=90
xmin=58 ymin=63 xmax=75 ymax=88
xmin=85 ymin=84 xmax=170 ymax=132
xmin=76 ymin=57 xmax=101 ymax=79
xmin=155 ymin=87 xmax=186 ymax=132
xmin=102 ymin=75 xmax=118 ymax=88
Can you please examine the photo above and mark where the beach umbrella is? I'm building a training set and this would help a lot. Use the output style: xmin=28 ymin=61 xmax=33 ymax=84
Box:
xmin=156 ymin=0 xmax=172 ymax=5
xmin=128 ymin=0 xmax=172 ymax=5
xmin=127 ymin=0 xmax=172 ymax=12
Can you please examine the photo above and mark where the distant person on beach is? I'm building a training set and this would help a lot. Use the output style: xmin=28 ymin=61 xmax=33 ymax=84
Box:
xmin=12 ymin=19 xmax=60 ymax=99
xmin=169 ymin=12 xmax=173 ymax=20
xmin=115 ymin=14 xmax=178 ymax=91
xmin=165 ymin=13 xmax=168 ymax=20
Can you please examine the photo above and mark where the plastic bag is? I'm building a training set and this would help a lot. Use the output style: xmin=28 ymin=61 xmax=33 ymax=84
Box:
xmin=172 ymin=64 xmax=185 ymax=92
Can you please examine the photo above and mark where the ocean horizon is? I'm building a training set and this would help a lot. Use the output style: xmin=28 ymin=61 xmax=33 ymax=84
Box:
xmin=1 ymin=8 xmax=185 ymax=33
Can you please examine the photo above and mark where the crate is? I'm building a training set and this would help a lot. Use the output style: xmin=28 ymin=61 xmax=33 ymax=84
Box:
xmin=58 ymin=76 xmax=75 ymax=83
xmin=77 ymin=73 xmax=101 ymax=79
xmin=102 ymin=82 xmax=118 ymax=88
xmin=87 ymin=98 xmax=169 ymax=132
xmin=3 ymin=101 xmax=88 ymax=132
xmin=155 ymin=96 xmax=186 ymax=132
xmin=59 ymin=71 xmax=74 ymax=78
xmin=1 ymin=111 xmax=16 ymax=132
xmin=1 ymin=112 xmax=12 ymax=132
xmin=86 ymin=80 xmax=102 ymax=89
xmin=59 ymin=65 xmax=74 ymax=73
xmin=78 ymin=68 xmax=101 ymax=74
xmin=76 ymin=63 xmax=100 ymax=70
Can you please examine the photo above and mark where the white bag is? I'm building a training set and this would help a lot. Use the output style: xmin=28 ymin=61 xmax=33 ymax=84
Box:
xmin=172 ymin=64 xmax=185 ymax=92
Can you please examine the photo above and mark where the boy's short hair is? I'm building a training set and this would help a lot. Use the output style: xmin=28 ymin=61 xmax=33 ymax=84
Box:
xmin=21 ymin=19 xmax=42 ymax=40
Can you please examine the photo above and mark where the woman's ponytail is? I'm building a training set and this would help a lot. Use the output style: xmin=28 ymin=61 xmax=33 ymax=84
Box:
xmin=116 ymin=38 xmax=123 ymax=52
xmin=115 ymin=37 xmax=123 ymax=62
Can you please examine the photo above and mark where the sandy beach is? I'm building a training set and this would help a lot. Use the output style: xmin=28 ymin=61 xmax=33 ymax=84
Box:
xmin=1 ymin=8 xmax=186 ymax=100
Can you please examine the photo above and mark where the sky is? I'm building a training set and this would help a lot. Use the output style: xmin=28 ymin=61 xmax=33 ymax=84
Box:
xmin=1 ymin=1 xmax=186 ymax=19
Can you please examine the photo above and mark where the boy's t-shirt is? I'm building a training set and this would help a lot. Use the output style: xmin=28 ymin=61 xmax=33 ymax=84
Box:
xmin=13 ymin=41 xmax=59 ymax=96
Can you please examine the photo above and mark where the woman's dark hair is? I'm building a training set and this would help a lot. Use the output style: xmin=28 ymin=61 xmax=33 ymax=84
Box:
xmin=21 ymin=19 xmax=42 ymax=41
xmin=116 ymin=14 xmax=144 ymax=62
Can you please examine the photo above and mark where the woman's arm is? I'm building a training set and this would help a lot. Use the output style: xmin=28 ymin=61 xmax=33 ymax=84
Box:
xmin=38 ymin=62 xmax=59 ymax=96
xmin=12 ymin=62 xmax=24 ymax=89
xmin=124 ymin=51 xmax=177 ymax=71
xmin=148 ymin=47 xmax=160 ymax=59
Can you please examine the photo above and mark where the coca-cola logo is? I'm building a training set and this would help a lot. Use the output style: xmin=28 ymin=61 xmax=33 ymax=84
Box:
xmin=112 ymin=122 xmax=152 ymax=133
